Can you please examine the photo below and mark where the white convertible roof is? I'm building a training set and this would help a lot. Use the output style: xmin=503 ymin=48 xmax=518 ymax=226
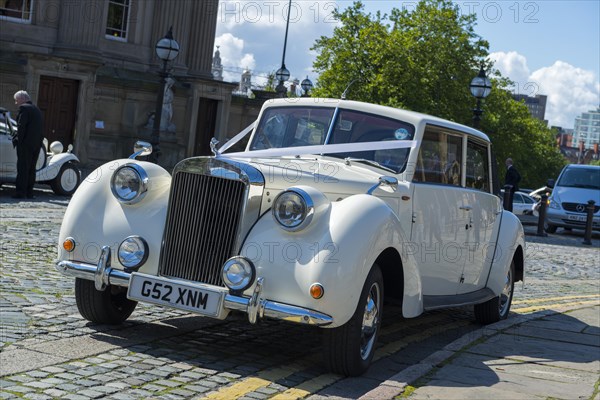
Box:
xmin=261 ymin=98 xmax=491 ymax=143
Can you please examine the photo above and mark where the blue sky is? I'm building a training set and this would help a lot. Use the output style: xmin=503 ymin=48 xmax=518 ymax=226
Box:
xmin=215 ymin=1 xmax=600 ymax=129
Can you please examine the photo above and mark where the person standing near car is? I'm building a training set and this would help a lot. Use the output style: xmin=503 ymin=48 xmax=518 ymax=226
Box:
xmin=13 ymin=90 xmax=43 ymax=199
xmin=505 ymin=158 xmax=521 ymax=193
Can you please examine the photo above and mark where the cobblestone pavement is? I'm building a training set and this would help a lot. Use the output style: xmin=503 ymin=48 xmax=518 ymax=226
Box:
xmin=1 ymin=186 xmax=599 ymax=399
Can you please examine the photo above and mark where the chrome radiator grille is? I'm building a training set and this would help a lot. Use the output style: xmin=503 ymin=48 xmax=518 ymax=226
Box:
xmin=159 ymin=171 xmax=246 ymax=286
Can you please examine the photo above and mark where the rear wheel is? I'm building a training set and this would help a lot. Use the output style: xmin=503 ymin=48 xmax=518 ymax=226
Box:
xmin=75 ymin=278 xmax=137 ymax=324
xmin=323 ymin=264 xmax=383 ymax=376
xmin=51 ymin=162 xmax=81 ymax=196
xmin=474 ymin=261 xmax=514 ymax=324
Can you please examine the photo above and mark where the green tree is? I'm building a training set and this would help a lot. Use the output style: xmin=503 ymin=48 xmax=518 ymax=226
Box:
xmin=482 ymin=86 xmax=565 ymax=188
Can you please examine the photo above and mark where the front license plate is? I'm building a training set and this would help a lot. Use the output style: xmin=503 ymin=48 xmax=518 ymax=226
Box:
xmin=567 ymin=214 xmax=586 ymax=222
xmin=128 ymin=273 xmax=224 ymax=317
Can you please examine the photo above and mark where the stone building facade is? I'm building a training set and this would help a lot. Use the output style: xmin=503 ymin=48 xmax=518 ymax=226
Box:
xmin=0 ymin=0 xmax=236 ymax=169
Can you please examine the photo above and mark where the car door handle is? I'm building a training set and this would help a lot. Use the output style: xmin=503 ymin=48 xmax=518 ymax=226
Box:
xmin=459 ymin=206 xmax=472 ymax=211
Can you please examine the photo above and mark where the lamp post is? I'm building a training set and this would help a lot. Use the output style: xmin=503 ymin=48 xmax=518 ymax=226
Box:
xmin=151 ymin=27 xmax=180 ymax=163
xmin=276 ymin=0 xmax=293 ymax=97
xmin=301 ymin=76 xmax=313 ymax=97
xmin=469 ymin=65 xmax=492 ymax=129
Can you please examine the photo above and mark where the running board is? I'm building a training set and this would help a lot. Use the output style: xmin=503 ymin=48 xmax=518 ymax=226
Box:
xmin=423 ymin=288 xmax=496 ymax=311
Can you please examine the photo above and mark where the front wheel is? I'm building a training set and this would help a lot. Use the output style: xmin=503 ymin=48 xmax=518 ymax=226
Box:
xmin=323 ymin=264 xmax=384 ymax=376
xmin=474 ymin=261 xmax=514 ymax=324
xmin=75 ymin=278 xmax=137 ymax=324
xmin=51 ymin=162 xmax=81 ymax=196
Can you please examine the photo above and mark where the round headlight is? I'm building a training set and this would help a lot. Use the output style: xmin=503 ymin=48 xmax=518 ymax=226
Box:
xmin=118 ymin=236 xmax=148 ymax=270
xmin=272 ymin=189 xmax=314 ymax=231
xmin=111 ymin=164 xmax=149 ymax=204
xmin=222 ymin=257 xmax=255 ymax=292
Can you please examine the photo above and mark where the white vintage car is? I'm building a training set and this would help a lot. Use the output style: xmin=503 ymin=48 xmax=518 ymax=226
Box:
xmin=0 ymin=107 xmax=81 ymax=195
xmin=56 ymin=98 xmax=525 ymax=376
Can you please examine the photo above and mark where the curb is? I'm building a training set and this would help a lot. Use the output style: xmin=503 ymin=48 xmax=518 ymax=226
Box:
xmin=358 ymin=304 xmax=599 ymax=400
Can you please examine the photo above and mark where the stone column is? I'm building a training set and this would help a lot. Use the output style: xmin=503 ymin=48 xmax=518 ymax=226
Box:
xmin=55 ymin=0 xmax=104 ymax=60
xmin=186 ymin=0 xmax=219 ymax=78
xmin=151 ymin=0 xmax=192 ymax=72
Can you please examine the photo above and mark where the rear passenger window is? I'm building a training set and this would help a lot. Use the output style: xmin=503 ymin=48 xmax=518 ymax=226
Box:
xmin=466 ymin=140 xmax=490 ymax=192
xmin=414 ymin=128 xmax=463 ymax=186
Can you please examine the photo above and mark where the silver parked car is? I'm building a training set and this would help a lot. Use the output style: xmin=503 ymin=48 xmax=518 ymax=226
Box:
xmin=546 ymin=164 xmax=600 ymax=233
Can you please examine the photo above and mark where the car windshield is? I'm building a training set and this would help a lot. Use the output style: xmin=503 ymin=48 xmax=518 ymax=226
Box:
xmin=557 ymin=167 xmax=600 ymax=190
xmin=248 ymin=106 xmax=415 ymax=173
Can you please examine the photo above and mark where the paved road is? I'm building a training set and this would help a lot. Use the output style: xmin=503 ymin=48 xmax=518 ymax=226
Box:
xmin=1 ymin=185 xmax=598 ymax=399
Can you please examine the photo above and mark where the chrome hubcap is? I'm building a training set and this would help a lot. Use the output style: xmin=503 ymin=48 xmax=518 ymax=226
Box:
xmin=360 ymin=282 xmax=381 ymax=360
xmin=61 ymin=168 xmax=78 ymax=191
xmin=499 ymin=267 xmax=513 ymax=316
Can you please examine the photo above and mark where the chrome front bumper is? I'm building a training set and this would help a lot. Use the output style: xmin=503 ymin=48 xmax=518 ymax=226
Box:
xmin=56 ymin=246 xmax=333 ymax=327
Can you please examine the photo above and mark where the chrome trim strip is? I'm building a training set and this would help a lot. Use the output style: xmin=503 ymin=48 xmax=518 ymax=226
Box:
xmin=224 ymin=293 xmax=333 ymax=326
xmin=56 ymin=258 xmax=130 ymax=289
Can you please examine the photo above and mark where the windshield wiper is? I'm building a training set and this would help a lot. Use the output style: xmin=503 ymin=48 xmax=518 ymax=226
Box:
xmin=344 ymin=157 xmax=396 ymax=174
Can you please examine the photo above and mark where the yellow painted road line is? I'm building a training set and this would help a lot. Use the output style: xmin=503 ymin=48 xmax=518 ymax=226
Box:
xmin=272 ymin=320 xmax=472 ymax=400
xmin=514 ymin=300 xmax=600 ymax=314
xmin=203 ymin=363 xmax=307 ymax=400
xmin=271 ymin=374 xmax=339 ymax=400
xmin=203 ymin=316 xmax=469 ymax=400
xmin=380 ymin=311 xmax=454 ymax=336
xmin=513 ymin=294 xmax=600 ymax=305
xmin=375 ymin=319 xmax=471 ymax=360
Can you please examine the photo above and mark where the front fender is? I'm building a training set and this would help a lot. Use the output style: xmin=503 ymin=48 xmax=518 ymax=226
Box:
xmin=36 ymin=153 xmax=80 ymax=181
xmin=486 ymin=210 xmax=525 ymax=295
xmin=57 ymin=160 xmax=171 ymax=273
xmin=240 ymin=192 xmax=421 ymax=328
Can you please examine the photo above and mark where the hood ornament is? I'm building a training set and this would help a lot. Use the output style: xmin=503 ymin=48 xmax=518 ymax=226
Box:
xmin=210 ymin=137 xmax=220 ymax=157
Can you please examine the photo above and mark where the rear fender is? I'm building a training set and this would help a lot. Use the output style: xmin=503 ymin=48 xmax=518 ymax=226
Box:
xmin=486 ymin=210 xmax=525 ymax=294
xmin=36 ymin=153 xmax=80 ymax=181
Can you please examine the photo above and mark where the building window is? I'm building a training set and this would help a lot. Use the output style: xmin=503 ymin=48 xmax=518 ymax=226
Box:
xmin=106 ymin=0 xmax=130 ymax=40
xmin=0 ymin=0 xmax=32 ymax=22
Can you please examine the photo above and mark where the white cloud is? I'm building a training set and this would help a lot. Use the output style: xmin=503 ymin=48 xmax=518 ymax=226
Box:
xmin=489 ymin=51 xmax=530 ymax=86
xmin=491 ymin=52 xmax=599 ymax=128
xmin=215 ymin=1 xmax=339 ymax=84
xmin=531 ymin=61 xmax=599 ymax=128
xmin=215 ymin=33 xmax=256 ymax=82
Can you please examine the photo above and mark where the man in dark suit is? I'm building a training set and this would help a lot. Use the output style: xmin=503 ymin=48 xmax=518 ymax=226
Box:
xmin=505 ymin=158 xmax=521 ymax=193
xmin=13 ymin=90 xmax=43 ymax=199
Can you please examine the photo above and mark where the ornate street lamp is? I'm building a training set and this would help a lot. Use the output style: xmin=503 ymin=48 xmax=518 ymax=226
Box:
xmin=151 ymin=27 xmax=180 ymax=163
xmin=301 ymin=76 xmax=313 ymax=97
xmin=469 ymin=65 xmax=492 ymax=129
xmin=276 ymin=0 xmax=293 ymax=97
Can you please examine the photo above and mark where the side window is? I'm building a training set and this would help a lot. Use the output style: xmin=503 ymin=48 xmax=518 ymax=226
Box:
xmin=414 ymin=128 xmax=463 ymax=186
xmin=513 ymin=193 xmax=524 ymax=203
xmin=0 ymin=0 xmax=32 ymax=22
xmin=466 ymin=140 xmax=490 ymax=192
xmin=106 ymin=0 xmax=130 ymax=40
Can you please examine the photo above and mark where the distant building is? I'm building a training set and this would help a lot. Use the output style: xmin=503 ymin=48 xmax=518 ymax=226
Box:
xmin=513 ymin=94 xmax=547 ymax=124
xmin=573 ymin=108 xmax=600 ymax=150
xmin=239 ymin=69 xmax=252 ymax=94
xmin=212 ymin=46 xmax=223 ymax=81
xmin=552 ymin=126 xmax=574 ymax=148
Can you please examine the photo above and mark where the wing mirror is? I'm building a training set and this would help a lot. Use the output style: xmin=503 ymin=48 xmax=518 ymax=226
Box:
xmin=546 ymin=178 xmax=555 ymax=189
xmin=129 ymin=141 xmax=153 ymax=159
